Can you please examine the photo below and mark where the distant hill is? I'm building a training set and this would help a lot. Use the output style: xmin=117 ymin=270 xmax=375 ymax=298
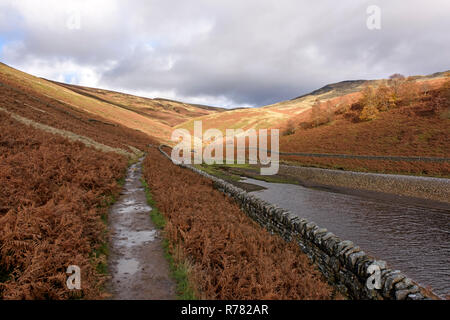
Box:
xmin=1 ymin=62 xmax=448 ymax=171
xmin=292 ymin=80 xmax=367 ymax=101
xmin=176 ymin=70 xmax=449 ymax=139
xmin=0 ymin=62 xmax=225 ymax=143
xmin=51 ymin=80 xmax=227 ymax=128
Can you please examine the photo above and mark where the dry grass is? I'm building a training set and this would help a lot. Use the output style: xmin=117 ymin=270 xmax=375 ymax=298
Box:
xmin=0 ymin=107 xmax=134 ymax=158
xmin=0 ymin=63 xmax=225 ymax=143
xmin=280 ymin=79 xmax=450 ymax=176
xmin=0 ymin=73 xmax=152 ymax=153
xmin=143 ymin=148 xmax=336 ymax=300
xmin=0 ymin=72 xmax=155 ymax=299
xmin=54 ymin=81 xmax=223 ymax=127
xmin=0 ymin=113 xmax=129 ymax=299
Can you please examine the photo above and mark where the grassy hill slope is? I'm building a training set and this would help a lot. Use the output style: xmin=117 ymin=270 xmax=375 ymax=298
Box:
xmin=52 ymin=81 xmax=226 ymax=127
xmin=279 ymin=75 xmax=450 ymax=176
xmin=0 ymin=63 xmax=224 ymax=143
xmin=175 ymin=72 xmax=449 ymax=140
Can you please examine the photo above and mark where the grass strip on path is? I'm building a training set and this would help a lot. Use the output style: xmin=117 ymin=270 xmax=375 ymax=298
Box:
xmin=141 ymin=178 xmax=197 ymax=300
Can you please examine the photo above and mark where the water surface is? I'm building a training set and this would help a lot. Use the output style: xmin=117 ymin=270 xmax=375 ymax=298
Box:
xmin=242 ymin=177 xmax=450 ymax=297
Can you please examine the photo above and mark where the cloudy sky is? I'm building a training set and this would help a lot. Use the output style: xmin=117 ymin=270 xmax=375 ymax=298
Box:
xmin=0 ymin=0 xmax=449 ymax=108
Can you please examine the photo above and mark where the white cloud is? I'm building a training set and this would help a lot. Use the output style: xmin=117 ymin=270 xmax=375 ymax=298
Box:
xmin=8 ymin=57 xmax=105 ymax=87
xmin=0 ymin=0 xmax=449 ymax=108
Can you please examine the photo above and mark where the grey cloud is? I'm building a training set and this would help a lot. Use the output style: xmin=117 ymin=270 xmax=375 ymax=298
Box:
xmin=1 ymin=0 xmax=449 ymax=107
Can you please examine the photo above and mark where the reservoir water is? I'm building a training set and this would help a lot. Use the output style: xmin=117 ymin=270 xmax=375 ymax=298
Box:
xmin=241 ymin=177 xmax=450 ymax=298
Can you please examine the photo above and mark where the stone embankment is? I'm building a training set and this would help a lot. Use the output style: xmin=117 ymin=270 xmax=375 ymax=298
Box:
xmin=279 ymin=165 xmax=450 ymax=204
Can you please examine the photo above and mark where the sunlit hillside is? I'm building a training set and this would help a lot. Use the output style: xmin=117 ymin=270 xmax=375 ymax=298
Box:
xmin=52 ymin=81 xmax=226 ymax=127
xmin=0 ymin=63 xmax=225 ymax=143
xmin=174 ymin=72 xmax=449 ymax=141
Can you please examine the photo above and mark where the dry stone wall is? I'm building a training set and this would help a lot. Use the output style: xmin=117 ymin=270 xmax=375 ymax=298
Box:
xmin=158 ymin=145 xmax=429 ymax=300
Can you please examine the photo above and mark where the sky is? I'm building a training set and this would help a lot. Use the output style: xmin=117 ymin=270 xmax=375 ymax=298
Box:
xmin=0 ymin=0 xmax=449 ymax=108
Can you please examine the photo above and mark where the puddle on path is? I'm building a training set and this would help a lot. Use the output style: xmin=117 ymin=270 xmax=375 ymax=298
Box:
xmin=117 ymin=258 xmax=140 ymax=276
xmin=107 ymin=158 xmax=175 ymax=300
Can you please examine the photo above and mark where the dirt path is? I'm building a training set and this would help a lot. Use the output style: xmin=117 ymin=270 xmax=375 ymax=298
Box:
xmin=107 ymin=157 xmax=175 ymax=299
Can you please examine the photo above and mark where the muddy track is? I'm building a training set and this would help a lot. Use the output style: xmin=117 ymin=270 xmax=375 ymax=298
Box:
xmin=107 ymin=157 xmax=175 ymax=300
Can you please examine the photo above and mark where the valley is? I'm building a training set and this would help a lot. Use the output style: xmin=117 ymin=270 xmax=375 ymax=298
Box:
xmin=1 ymin=62 xmax=448 ymax=300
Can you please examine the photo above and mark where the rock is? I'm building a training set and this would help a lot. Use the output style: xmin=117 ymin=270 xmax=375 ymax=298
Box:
xmin=324 ymin=235 xmax=341 ymax=255
xmin=395 ymin=285 xmax=420 ymax=300
xmin=382 ymin=271 xmax=405 ymax=298
xmin=395 ymin=289 xmax=411 ymax=300
xmin=356 ymin=257 xmax=373 ymax=278
xmin=406 ymin=292 xmax=425 ymax=300
xmin=394 ymin=278 xmax=413 ymax=291
xmin=305 ymin=221 xmax=318 ymax=232
xmin=312 ymin=228 xmax=328 ymax=245
xmin=313 ymin=227 xmax=328 ymax=237
xmin=336 ymin=240 xmax=354 ymax=253
xmin=348 ymin=251 xmax=366 ymax=269
xmin=372 ymin=260 xmax=387 ymax=270
xmin=321 ymin=232 xmax=335 ymax=242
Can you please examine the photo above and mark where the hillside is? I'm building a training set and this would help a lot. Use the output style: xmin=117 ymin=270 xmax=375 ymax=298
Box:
xmin=174 ymin=71 xmax=449 ymax=176
xmin=0 ymin=63 xmax=225 ymax=143
xmin=0 ymin=63 xmax=335 ymax=300
xmin=0 ymin=61 xmax=160 ymax=298
xmin=277 ymin=74 xmax=450 ymax=176
xmin=1 ymin=62 xmax=448 ymax=177
xmin=176 ymin=71 xmax=449 ymax=140
xmin=174 ymin=79 xmax=370 ymax=135
xmin=51 ymin=81 xmax=226 ymax=127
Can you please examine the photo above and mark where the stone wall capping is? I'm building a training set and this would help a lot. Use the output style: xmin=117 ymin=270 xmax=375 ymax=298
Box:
xmin=313 ymin=227 xmax=328 ymax=237
xmin=323 ymin=234 xmax=341 ymax=254
xmin=343 ymin=246 xmax=361 ymax=258
xmin=372 ymin=260 xmax=387 ymax=270
xmin=356 ymin=257 xmax=374 ymax=278
xmin=321 ymin=232 xmax=335 ymax=242
xmin=336 ymin=240 xmax=354 ymax=256
xmin=305 ymin=221 xmax=318 ymax=230
xmin=395 ymin=278 xmax=414 ymax=291
xmin=347 ymin=251 xmax=367 ymax=269
xmin=383 ymin=271 xmax=406 ymax=298
xmin=311 ymin=228 xmax=328 ymax=245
